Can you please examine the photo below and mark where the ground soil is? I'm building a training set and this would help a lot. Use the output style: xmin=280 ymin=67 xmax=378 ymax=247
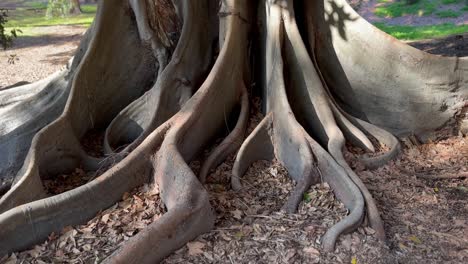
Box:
xmin=0 ymin=19 xmax=467 ymax=264
xmin=0 ymin=25 xmax=85 ymax=89
xmin=408 ymin=32 xmax=468 ymax=57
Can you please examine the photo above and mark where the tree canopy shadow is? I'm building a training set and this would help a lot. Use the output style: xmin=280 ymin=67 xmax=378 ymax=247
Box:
xmin=9 ymin=32 xmax=83 ymax=50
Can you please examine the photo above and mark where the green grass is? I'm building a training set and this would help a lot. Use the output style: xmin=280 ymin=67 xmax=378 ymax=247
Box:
xmin=24 ymin=1 xmax=48 ymax=9
xmin=375 ymin=23 xmax=468 ymax=40
xmin=462 ymin=6 xmax=468 ymax=11
xmin=4 ymin=4 xmax=96 ymax=34
xmin=435 ymin=10 xmax=462 ymax=17
xmin=375 ymin=0 xmax=468 ymax=18
xmin=440 ymin=0 xmax=463 ymax=4
xmin=375 ymin=0 xmax=437 ymax=17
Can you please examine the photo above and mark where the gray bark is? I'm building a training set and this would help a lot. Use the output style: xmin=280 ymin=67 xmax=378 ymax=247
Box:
xmin=0 ymin=0 xmax=466 ymax=262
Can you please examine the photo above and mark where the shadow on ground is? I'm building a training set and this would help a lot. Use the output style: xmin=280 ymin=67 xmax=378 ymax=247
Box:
xmin=11 ymin=32 xmax=83 ymax=50
xmin=408 ymin=33 xmax=468 ymax=57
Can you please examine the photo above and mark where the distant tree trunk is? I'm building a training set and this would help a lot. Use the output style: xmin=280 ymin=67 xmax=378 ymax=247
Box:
xmin=46 ymin=0 xmax=82 ymax=17
xmin=69 ymin=0 xmax=82 ymax=14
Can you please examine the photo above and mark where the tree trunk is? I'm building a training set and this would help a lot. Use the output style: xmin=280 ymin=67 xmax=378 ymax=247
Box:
xmin=0 ymin=0 xmax=466 ymax=262
xmin=69 ymin=0 xmax=82 ymax=14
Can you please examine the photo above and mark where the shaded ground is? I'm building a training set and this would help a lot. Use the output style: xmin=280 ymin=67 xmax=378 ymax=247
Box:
xmin=0 ymin=25 xmax=86 ymax=88
xmin=0 ymin=0 xmax=48 ymax=9
xmin=2 ymin=100 xmax=466 ymax=264
xmin=407 ymin=32 xmax=468 ymax=56
xmin=0 ymin=21 xmax=467 ymax=264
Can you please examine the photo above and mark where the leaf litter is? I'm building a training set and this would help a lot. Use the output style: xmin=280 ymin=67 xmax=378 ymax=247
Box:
xmin=2 ymin=106 xmax=467 ymax=263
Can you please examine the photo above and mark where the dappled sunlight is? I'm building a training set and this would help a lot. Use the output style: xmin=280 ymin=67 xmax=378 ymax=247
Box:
xmin=325 ymin=0 xmax=358 ymax=41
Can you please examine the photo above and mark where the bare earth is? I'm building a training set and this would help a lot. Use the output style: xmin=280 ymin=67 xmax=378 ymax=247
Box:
xmin=0 ymin=24 xmax=467 ymax=264
xmin=0 ymin=25 xmax=86 ymax=89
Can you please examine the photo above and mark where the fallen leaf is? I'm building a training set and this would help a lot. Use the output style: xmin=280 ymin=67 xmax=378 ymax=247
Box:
xmin=4 ymin=253 xmax=17 ymax=264
xmin=187 ymin=241 xmax=205 ymax=256
xmin=303 ymin=246 xmax=320 ymax=258
xmin=231 ymin=209 xmax=243 ymax=219
xmin=101 ymin=214 xmax=110 ymax=223
xmin=409 ymin=235 xmax=422 ymax=244
xmin=351 ymin=256 xmax=357 ymax=264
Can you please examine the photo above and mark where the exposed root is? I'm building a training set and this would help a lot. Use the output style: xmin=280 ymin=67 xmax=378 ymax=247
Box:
xmin=305 ymin=134 xmax=365 ymax=252
xmin=0 ymin=71 xmax=71 ymax=184
xmin=0 ymin=0 xmax=163 ymax=254
xmin=104 ymin=1 xmax=250 ymax=262
xmin=104 ymin=0 xmax=216 ymax=154
xmin=331 ymin=105 xmax=375 ymax=153
xmin=0 ymin=120 xmax=171 ymax=255
xmin=233 ymin=0 xmax=319 ymax=214
xmin=352 ymin=117 xmax=401 ymax=170
xmin=305 ymin=0 xmax=468 ymax=138
xmin=232 ymin=113 xmax=275 ymax=191
xmin=1 ymin=0 xmax=467 ymax=260
xmin=0 ymin=182 xmax=11 ymax=197
xmin=200 ymin=84 xmax=249 ymax=183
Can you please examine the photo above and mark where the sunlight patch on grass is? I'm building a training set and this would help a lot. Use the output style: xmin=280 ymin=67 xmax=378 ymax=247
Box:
xmin=435 ymin=10 xmax=462 ymax=18
xmin=440 ymin=0 xmax=463 ymax=4
xmin=375 ymin=23 xmax=468 ymax=40
xmin=375 ymin=1 xmax=437 ymax=17
xmin=5 ymin=4 xmax=96 ymax=29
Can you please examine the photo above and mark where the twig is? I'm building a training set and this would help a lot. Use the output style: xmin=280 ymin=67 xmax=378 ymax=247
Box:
xmin=416 ymin=172 xmax=468 ymax=180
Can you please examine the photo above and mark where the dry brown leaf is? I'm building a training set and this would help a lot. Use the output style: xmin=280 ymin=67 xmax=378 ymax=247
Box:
xmin=303 ymin=246 xmax=320 ymax=258
xmin=101 ymin=214 xmax=110 ymax=224
xmin=231 ymin=209 xmax=243 ymax=219
xmin=187 ymin=241 xmax=205 ymax=256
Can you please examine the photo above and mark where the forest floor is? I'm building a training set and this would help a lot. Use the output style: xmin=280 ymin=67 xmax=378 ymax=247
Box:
xmin=0 ymin=15 xmax=468 ymax=264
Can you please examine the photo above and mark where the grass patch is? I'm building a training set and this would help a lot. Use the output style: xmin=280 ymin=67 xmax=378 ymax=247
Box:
xmin=440 ymin=0 xmax=463 ymax=4
xmin=435 ymin=10 xmax=462 ymax=17
xmin=375 ymin=23 xmax=468 ymax=40
xmin=24 ymin=1 xmax=48 ymax=10
xmin=4 ymin=4 xmax=96 ymax=29
xmin=462 ymin=6 xmax=468 ymax=11
xmin=375 ymin=0 xmax=437 ymax=17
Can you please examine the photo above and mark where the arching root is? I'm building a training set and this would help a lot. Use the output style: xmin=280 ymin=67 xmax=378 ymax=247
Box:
xmin=353 ymin=117 xmax=401 ymax=170
xmin=0 ymin=71 xmax=71 ymax=186
xmin=233 ymin=1 xmax=318 ymax=214
xmin=283 ymin=0 xmax=390 ymax=243
xmin=2 ymin=0 xmax=464 ymax=260
xmin=200 ymin=84 xmax=249 ymax=183
xmin=106 ymin=1 xmax=250 ymax=262
xmin=305 ymin=134 xmax=365 ymax=252
xmin=0 ymin=0 xmax=162 ymax=253
xmin=104 ymin=0 xmax=216 ymax=154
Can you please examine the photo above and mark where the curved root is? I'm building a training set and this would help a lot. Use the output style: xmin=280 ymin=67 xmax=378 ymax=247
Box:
xmin=305 ymin=134 xmax=365 ymax=252
xmin=104 ymin=0 xmax=216 ymax=154
xmin=1 ymin=0 xmax=466 ymax=260
xmin=106 ymin=1 xmax=250 ymax=261
xmin=0 ymin=0 xmax=158 ymax=231
xmin=200 ymin=84 xmax=249 ymax=183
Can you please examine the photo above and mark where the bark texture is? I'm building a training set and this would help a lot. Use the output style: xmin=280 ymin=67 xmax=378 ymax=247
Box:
xmin=0 ymin=0 xmax=466 ymax=262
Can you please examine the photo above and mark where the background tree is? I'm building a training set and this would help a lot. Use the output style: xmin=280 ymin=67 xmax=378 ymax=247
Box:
xmin=46 ymin=0 xmax=82 ymax=18
xmin=0 ymin=9 xmax=20 ymax=50
xmin=0 ymin=0 xmax=466 ymax=263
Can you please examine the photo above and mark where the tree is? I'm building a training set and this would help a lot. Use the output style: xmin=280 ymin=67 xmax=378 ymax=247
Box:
xmin=69 ymin=0 xmax=82 ymax=14
xmin=0 ymin=0 xmax=466 ymax=262
xmin=0 ymin=9 xmax=20 ymax=50
xmin=46 ymin=0 xmax=81 ymax=17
